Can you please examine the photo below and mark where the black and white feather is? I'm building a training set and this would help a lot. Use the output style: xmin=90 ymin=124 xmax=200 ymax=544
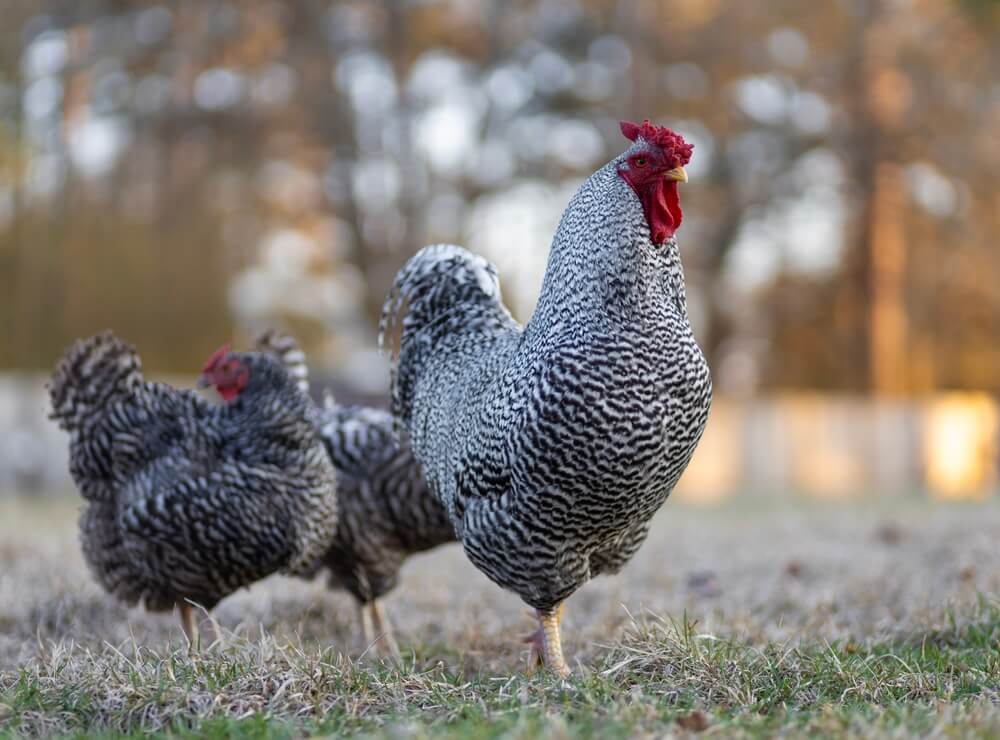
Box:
xmin=49 ymin=331 xmax=339 ymax=613
xmin=254 ymin=330 xmax=456 ymax=609
xmin=380 ymin=150 xmax=712 ymax=613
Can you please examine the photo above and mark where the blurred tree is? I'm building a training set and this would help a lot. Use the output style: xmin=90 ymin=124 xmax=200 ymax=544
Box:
xmin=0 ymin=0 xmax=998 ymax=395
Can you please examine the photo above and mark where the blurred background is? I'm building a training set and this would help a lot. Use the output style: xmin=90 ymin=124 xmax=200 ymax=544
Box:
xmin=1 ymin=0 xmax=999 ymax=500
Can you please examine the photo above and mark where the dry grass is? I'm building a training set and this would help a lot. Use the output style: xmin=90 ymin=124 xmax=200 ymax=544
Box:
xmin=0 ymin=494 xmax=998 ymax=737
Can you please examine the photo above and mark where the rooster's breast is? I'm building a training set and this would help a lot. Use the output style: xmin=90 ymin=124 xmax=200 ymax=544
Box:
xmin=509 ymin=327 xmax=710 ymax=534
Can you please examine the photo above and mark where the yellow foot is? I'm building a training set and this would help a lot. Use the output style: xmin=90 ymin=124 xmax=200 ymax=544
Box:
xmin=370 ymin=600 xmax=402 ymax=663
xmin=178 ymin=601 xmax=198 ymax=652
xmin=531 ymin=603 xmax=570 ymax=678
xmin=178 ymin=600 xmax=219 ymax=653
xmin=358 ymin=600 xmax=402 ymax=663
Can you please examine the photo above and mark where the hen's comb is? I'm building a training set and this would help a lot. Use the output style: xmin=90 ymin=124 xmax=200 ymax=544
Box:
xmin=620 ymin=120 xmax=694 ymax=166
xmin=202 ymin=343 xmax=232 ymax=373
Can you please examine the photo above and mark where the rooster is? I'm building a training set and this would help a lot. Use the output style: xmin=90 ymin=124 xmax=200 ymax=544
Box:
xmin=254 ymin=330 xmax=456 ymax=658
xmin=381 ymin=120 xmax=712 ymax=676
xmin=48 ymin=331 xmax=338 ymax=648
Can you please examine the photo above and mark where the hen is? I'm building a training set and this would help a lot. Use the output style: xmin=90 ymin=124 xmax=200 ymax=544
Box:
xmin=48 ymin=331 xmax=338 ymax=647
xmin=381 ymin=120 xmax=712 ymax=675
xmin=254 ymin=330 xmax=456 ymax=657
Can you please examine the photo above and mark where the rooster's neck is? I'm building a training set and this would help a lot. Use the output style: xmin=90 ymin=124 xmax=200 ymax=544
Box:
xmin=526 ymin=160 xmax=689 ymax=340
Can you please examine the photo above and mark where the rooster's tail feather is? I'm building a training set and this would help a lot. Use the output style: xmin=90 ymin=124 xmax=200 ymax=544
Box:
xmin=379 ymin=244 xmax=513 ymax=424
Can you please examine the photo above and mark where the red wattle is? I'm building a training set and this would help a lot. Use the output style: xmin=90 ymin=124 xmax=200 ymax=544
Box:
xmin=665 ymin=181 xmax=682 ymax=236
xmin=640 ymin=180 xmax=681 ymax=245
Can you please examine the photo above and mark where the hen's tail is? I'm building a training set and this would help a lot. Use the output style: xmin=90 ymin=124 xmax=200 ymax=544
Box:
xmin=254 ymin=329 xmax=310 ymax=396
xmin=48 ymin=331 xmax=143 ymax=433
xmin=379 ymin=244 xmax=515 ymax=424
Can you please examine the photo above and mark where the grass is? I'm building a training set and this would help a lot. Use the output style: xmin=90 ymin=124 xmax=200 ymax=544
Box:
xmin=0 ymin=495 xmax=998 ymax=737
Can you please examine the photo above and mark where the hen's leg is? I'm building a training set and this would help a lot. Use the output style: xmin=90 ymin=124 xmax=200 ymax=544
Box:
xmin=531 ymin=603 xmax=569 ymax=677
xmin=357 ymin=601 xmax=376 ymax=654
xmin=370 ymin=600 xmax=401 ymax=662
xmin=200 ymin=612 xmax=220 ymax=649
xmin=178 ymin=601 xmax=199 ymax=652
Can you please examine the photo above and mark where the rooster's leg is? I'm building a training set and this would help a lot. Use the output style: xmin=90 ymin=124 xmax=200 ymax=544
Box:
xmin=533 ymin=603 xmax=569 ymax=678
xmin=370 ymin=599 xmax=401 ymax=661
xmin=523 ymin=617 xmax=545 ymax=670
xmin=178 ymin=601 xmax=199 ymax=651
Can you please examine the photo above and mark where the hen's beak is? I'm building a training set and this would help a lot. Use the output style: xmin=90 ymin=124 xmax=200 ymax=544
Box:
xmin=664 ymin=166 xmax=688 ymax=183
xmin=196 ymin=374 xmax=212 ymax=389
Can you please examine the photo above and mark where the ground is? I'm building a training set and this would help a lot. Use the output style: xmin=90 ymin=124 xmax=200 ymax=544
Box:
xmin=0 ymin=494 xmax=997 ymax=738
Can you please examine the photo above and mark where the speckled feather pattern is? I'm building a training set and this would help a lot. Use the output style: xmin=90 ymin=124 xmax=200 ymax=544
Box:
xmin=255 ymin=331 xmax=456 ymax=606
xmin=381 ymin=149 xmax=712 ymax=611
xmin=48 ymin=331 xmax=339 ymax=612
xmin=315 ymin=402 xmax=457 ymax=603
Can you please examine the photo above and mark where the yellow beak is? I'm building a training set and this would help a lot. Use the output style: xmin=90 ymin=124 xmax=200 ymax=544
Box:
xmin=664 ymin=166 xmax=688 ymax=183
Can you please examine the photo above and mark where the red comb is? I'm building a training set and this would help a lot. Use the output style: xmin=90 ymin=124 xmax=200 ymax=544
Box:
xmin=620 ymin=119 xmax=693 ymax=166
xmin=202 ymin=343 xmax=231 ymax=373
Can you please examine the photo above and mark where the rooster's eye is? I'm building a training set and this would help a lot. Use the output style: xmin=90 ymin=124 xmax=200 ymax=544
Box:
xmin=633 ymin=157 xmax=648 ymax=168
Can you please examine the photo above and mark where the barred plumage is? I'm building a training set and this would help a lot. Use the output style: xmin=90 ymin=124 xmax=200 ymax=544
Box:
xmin=255 ymin=330 xmax=455 ymax=655
xmin=48 ymin=331 xmax=338 ymax=645
xmin=381 ymin=123 xmax=712 ymax=675
xmin=314 ymin=401 xmax=456 ymax=603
